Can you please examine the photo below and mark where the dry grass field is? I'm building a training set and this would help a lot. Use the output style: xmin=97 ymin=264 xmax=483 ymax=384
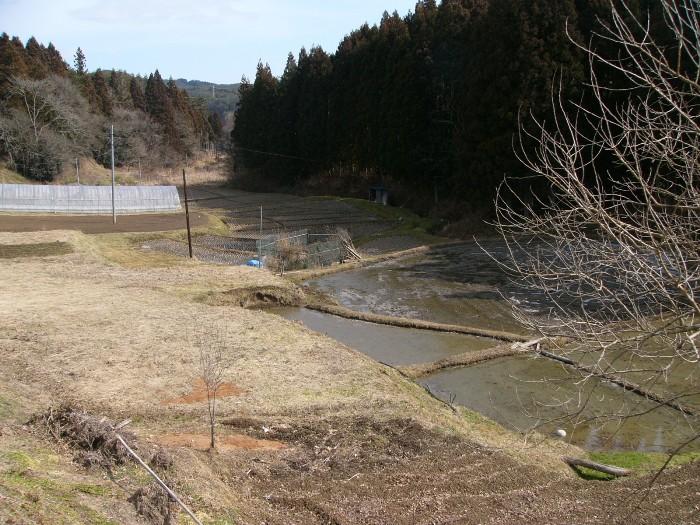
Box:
xmin=1 ymin=164 xmax=699 ymax=524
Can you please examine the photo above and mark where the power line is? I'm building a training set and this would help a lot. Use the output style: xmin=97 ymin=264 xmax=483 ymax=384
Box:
xmin=231 ymin=146 xmax=318 ymax=162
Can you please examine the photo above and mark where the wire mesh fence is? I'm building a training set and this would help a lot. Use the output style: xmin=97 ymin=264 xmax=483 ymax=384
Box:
xmin=254 ymin=230 xmax=346 ymax=271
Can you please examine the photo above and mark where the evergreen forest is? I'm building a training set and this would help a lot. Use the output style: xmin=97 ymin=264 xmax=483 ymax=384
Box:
xmin=231 ymin=0 xmax=672 ymax=223
xmin=0 ymin=34 xmax=224 ymax=182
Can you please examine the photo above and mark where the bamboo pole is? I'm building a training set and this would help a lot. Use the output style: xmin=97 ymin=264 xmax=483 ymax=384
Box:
xmin=563 ymin=456 xmax=633 ymax=477
xmin=115 ymin=434 xmax=203 ymax=525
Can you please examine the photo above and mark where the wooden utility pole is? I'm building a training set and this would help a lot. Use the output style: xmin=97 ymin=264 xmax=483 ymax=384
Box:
xmin=183 ymin=169 xmax=193 ymax=258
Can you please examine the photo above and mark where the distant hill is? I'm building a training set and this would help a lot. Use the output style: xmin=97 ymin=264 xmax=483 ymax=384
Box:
xmin=175 ymin=79 xmax=240 ymax=126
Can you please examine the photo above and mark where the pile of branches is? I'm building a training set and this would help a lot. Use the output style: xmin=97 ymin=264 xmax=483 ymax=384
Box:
xmin=35 ymin=404 xmax=137 ymax=468
xmin=336 ymin=227 xmax=362 ymax=260
xmin=36 ymin=405 xmax=180 ymax=524
xmin=128 ymin=483 xmax=178 ymax=525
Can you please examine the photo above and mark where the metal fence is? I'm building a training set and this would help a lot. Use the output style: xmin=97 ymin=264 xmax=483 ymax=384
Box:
xmin=256 ymin=230 xmax=345 ymax=270
xmin=306 ymin=238 xmax=345 ymax=267
xmin=256 ymin=230 xmax=308 ymax=258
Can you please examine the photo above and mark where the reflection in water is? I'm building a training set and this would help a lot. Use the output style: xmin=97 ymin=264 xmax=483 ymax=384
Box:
xmin=304 ymin=242 xmax=532 ymax=334
xmin=420 ymin=356 xmax=697 ymax=453
xmin=277 ymin=308 xmax=495 ymax=367
xmin=284 ymin=241 xmax=698 ymax=453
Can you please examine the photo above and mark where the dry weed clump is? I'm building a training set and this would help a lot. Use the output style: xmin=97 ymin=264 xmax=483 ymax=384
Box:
xmin=36 ymin=405 xmax=137 ymax=468
xmin=128 ymin=483 xmax=178 ymax=525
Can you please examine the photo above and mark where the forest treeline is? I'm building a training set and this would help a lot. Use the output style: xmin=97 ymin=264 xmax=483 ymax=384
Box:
xmin=0 ymin=34 xmax=224 ymax=182
xmin=231 ymin=0 xmax=670 ymax=221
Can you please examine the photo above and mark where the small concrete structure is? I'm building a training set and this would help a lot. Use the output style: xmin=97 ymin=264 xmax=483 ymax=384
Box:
xmin=0 ymin=184 xmax=181 ymax=214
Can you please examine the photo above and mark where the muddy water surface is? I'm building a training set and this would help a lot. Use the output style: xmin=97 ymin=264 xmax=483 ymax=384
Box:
xmin=278 ymin=307 xmax=496 ymax=366
xmin=280 ymin=241 xmax=698 ymax=453
xmin=304 ymin=241 xmax=531 ymax=334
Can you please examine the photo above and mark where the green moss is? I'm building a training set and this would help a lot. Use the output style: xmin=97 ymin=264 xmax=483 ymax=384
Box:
xmin=0 ymin=242 xmax=74 ymax=259
xmin=2 ymin=469 xmax=120 ymax=524
xmin=2 ymin=449 xmax=58 ymax=471
xmin=573 ymin=451 xmax=700 ymax=481
xmin=72 ymin=483 xmax=111 ymax=496
xmin=0 ymin=395 xmax=11 ymax=418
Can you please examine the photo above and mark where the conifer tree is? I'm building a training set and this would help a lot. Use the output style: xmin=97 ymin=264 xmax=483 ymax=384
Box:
xmin=73 ymin=47 xmax=86 ymax=75
xmin=92 ymin=69 xmax=113 ymax=116
xmin=0 ymin=33 xmax=28 ymax=92
xmin=145 ymin=70 xmax=181 ymax=152
xmin=46 ymin=43 xmax=69 ymax=76
xmin=207 ymin=112 xmax=223 ymax=138
xmin=24 ymin=37 xmax=50 ymax=78
xmin=129 ymin=77 xmax=147 ymax=112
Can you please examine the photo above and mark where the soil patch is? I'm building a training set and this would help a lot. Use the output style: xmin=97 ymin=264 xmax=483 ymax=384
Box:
xmin=0 ymin=212 xmax=208 ymax=233
xmin=161 ymin=379 xmax=245 ymax=404
xmin=158 ymin=432 xmax=286 ymax=451
xmin=218 ymin=416 xmax=700 ymax=524
xmin=0 ymin=241 xmax=73 ymax=258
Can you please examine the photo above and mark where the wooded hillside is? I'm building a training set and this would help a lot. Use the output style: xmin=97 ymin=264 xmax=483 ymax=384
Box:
xmin=0 ymin=34 xmax=224 ymax=182
xmin=231 ymin=0 xmax=671 ymax=222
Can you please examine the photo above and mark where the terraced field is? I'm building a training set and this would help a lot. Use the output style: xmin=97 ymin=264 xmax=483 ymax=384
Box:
xmin=149 ymin=184 xmax=431 ymax=265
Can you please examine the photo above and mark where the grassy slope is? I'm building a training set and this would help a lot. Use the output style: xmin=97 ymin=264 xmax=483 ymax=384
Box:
xmin=1 ymin=167 xmax=698 ymax=523
xmin=0 ymin=228 xmax=581 ymax=524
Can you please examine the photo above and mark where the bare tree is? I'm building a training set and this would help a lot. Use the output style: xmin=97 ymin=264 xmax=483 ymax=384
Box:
xmin=192 ymin=324 xmax=232 ymax=450
xmin=496 ymin=0 xmax=699 ymax=448
xmin=0 ymin=75 xmax=96 ymax=180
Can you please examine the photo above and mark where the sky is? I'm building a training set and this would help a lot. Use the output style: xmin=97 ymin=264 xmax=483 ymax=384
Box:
xmin=2 ymin=0 xmax=420 ymax=85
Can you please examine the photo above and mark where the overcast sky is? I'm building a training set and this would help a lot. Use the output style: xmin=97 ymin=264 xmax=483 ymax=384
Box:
xmin=2 ymin=0 xmax=419 ymax=84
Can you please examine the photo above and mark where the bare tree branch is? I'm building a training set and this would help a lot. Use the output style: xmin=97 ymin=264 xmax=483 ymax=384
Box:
xmin=496 ymin=0 xmax=700 ymax=449
xmin=191 ymin=322 xmax=233 ymax=450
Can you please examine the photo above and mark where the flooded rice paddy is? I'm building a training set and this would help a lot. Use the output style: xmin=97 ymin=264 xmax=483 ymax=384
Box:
xmin=279 ymin=241 xmax=698 ymax=453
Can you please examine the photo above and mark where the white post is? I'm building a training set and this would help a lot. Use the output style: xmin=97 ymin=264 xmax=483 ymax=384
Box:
xmin=111 ymin=124 xmax=116 ymax=223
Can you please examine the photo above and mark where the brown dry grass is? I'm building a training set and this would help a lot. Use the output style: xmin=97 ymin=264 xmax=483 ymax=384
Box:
xmin=1 ymin=222 xmax=698 ymax=523
xmin=0 ymin=229 xmax=576 ymax=521
xmin=53 ymin=153 xmax=228 ymax=187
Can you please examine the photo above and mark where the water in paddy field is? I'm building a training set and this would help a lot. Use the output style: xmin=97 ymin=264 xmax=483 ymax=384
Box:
xmin=304 ymin=240 xmax=533 ymax=334
xmin=276 ymin=307 xmax=497 ymax=367
xmin=277 ymin=240 xmax=698 ymax=453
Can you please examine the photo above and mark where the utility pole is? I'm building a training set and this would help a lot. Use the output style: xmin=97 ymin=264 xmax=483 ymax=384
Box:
xmin=259 ymin=206 xmax=263 ymax=268
xmin=75 ymin=158 xmax=80 ymax=185
xmin=111 ymin=124 xmax=116 ymax=224
xmin=183 ymin=169 xmax=193 ymax=258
